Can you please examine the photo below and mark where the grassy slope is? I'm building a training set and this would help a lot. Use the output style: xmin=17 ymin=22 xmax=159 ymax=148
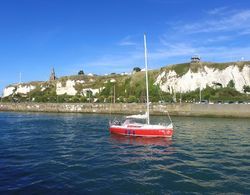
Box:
xmin=3 ymin=61 xmax=250 ymax=103
xmin=161 ymin=61 xmax=250 ymax=77
xmin=4 ymin=61 xmax=250 ymax=99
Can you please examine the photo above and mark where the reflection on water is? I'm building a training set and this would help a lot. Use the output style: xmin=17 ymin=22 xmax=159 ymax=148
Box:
xmin=110 ymin=134 xmax=173 ymax=146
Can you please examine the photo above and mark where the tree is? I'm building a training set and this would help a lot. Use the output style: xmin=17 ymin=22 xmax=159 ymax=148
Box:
xmin=78 ymin=70 xmax=84 ymax=75
xmin=57 ymin=94 xmax=67 ymax=103
xmin=133 ymin=67 xmax=141 ymax=72
xmin=79 ymin=96 xmax=87 ymax=103
xmin=117 ymin=96 xmax=124 ymax=103
xmin=227 ymin=80 xmax=235 ymax=88
xmin=96 ymin=96 xmax=104 ymax=103
xmin=70 ymin=96 xmax=80 ymax=103
xmin=127 ymin=95 xmax=138 ymax=103
xmin=243 ymin=85 xmax=250 ymax=93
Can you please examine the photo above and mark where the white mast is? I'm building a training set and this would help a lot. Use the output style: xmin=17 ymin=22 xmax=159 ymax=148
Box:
xmin=144 ymin=34 xmax=150 ymax=125
xmin=113 ymin=84 xmax=116 ymax=104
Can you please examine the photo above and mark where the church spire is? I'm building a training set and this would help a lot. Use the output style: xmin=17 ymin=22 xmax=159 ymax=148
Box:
xmin=49 ymin=67 xmax=56 ymax=81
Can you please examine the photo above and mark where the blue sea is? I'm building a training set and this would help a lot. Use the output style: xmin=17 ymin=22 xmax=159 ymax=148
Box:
xmin=0 ymin=112 xmax=249 ymax=194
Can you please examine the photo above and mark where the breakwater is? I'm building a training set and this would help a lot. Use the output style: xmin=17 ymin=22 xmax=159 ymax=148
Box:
xmin=0 ymin=102 xmax=250 ymax=118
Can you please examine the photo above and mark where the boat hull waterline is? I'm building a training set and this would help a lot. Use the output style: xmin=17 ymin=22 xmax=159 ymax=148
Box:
xmin=109 ymin=125 xmax=173 ymax=138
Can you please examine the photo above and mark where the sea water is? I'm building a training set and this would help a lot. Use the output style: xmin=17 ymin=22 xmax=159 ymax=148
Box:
xmin=0 ymin=112 xmax=249 ymax=194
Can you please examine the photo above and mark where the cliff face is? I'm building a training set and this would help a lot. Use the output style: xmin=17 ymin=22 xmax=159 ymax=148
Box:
xmin=56 ymin=80 xmax=78 ymax=96
xmin=2 ymin=75 xmax=109 ymax=98
xmin=3 ymin=84 xmax=36 ymax=97
xmin=2 ymin=61 xmax=250 ymax=98
xmin=155 ymin=64 xmax=250 ymax=93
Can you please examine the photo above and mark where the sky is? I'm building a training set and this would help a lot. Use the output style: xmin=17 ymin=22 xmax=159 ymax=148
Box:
xmin=1 ymin=0 xmax=250 ymax=94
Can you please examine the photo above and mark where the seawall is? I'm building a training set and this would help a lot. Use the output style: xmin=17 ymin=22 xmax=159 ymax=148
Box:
xmin=0 ymin=102 xmax=250 ymax=118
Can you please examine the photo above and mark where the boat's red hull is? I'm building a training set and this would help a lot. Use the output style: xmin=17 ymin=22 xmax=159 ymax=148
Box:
xmin=109 ymin=126 xmax=173 ymax=138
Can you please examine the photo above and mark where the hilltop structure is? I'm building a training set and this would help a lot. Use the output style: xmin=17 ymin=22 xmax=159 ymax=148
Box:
xmin=191 ymin=55 xmax=201 ymax=63
xmin=49 ymin=67 xmax=56 ymax=81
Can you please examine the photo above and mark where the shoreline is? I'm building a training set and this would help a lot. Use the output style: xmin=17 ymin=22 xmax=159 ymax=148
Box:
xmin=1 ymin=102 xmax=250 ymax=118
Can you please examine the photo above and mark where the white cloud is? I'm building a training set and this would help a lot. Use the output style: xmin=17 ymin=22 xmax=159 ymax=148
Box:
xmin=180 ymin=9 xmax=250 ymax=33
xmin=150 ymin=43 xmax=197 ymax=59
xmin=206 ymin=7 xmax=229 ymax=15
xmin=154 ymin=8 xmax=250 ymax=63
xmin=83 ymin=51 xmax=144 ymax=74
xmin=145 ymin=40 xmax=250 ymax=64
xmin=118 ymin=36 xmax=137 ymax=46
xmin=78 ymin=8 xmax=250 ymax=75
xmin=82 ymin=40 xmax=250 ymax=75
xmin=239 ymin=28 xmax=250 ymax=35
xmin=205 ymin=35 xmax=233 ymax=43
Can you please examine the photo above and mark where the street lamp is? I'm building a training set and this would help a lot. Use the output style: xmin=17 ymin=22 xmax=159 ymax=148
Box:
xmin=180 ymin=87 xmax=182 ymax=104
xmin=110 ymin=79 xmax=116 ymax=104
xmin=199 ymin=86 xmax=202 ymax=103
xmin=87 ymin=90 xmax=91 ymax=103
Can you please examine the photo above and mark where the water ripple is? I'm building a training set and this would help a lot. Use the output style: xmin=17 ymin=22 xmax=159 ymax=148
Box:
xmin=0 ymin=112 xmax=250 ymax=194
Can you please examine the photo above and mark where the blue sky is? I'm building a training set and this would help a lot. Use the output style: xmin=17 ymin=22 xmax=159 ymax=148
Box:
xmin=1 ymin=0 xmax=250 ymax=93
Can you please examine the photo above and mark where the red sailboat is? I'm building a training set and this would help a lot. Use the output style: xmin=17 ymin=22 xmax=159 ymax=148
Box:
xmin=109 ymin=34 xmax=174 ymax=138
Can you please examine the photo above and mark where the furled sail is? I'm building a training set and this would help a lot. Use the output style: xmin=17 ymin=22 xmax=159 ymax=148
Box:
xmin=126 ymin=113 xmax=147 ymax=119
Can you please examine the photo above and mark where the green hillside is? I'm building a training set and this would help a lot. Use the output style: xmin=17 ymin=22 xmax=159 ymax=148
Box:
xmin=2 ymin=61 xmax=250 ymax=103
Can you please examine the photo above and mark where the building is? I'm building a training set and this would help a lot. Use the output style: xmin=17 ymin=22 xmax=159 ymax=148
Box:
xmin=191 ymin=55 xmax=201 ymax=63
xmin=49 ymin=67 xmax=56 ymax=81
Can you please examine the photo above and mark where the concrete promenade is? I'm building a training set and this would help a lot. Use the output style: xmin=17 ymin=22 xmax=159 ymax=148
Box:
xmin=0 ymin=102 xmax=250 ymax=118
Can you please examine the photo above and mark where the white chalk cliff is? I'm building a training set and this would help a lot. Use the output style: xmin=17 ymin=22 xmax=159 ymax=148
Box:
xmin=56 ymin=80 xmax=78 ymax=96
xmin=2 ymin=79 xmax=101 ymax=97
xmin=155 ymin=64 xmax=250 ymax=93
xmin=3 ymin=84 xmax=36 ymax=97
xmin=3 ymin=86 xmax=16 ymax=97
